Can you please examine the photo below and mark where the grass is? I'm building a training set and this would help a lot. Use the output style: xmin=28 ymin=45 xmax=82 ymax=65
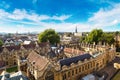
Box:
xmin=112 ymin=71 xmax=120 ymax=80
xmin=6 ymin=66 xmax=18 ymax=73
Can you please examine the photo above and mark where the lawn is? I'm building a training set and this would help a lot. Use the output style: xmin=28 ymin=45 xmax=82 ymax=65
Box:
xmin=6 ymin=66 xmax=18 ymax=73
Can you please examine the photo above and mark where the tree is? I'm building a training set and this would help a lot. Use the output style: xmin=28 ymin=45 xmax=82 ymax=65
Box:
xmin=83 ymin=29 xmax=115 ymax=45
xmin=38 ymin=29 xmax=60 ymax=45
xmin=0 ymin=39 xmax=3 ymax=46
xmin=86 ymin=29 xmax=103 ymax=44
xmin=102 ymin=33 xmax=115 ymax=45
xmin=79 ymin=36 xmax=86 ymax=42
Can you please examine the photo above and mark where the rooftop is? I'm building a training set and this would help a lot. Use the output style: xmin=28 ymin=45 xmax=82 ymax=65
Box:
xmin=59 ymin=53 xmax=92 ymax=67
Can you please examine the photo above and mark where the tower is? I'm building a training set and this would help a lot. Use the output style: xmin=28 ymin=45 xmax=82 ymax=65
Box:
xmin=75 ymin=26 xmax=77 ymax=33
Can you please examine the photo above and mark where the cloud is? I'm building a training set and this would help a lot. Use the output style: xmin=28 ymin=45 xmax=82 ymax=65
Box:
xmin=0 ymin=3 xmax=120 ymax=33
xmin=88 ymin=3 xmax=120 ymax=27
xmin=0 ymin=9 xmax=71 ymax=22
xmin=52 ymin=15 xmax=71 ymax=21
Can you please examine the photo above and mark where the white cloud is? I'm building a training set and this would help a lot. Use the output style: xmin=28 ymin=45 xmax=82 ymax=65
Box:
xmin=52 ymin=15 xmax=71 ymax=21
xmin=88 ymin=3 xmax=120 ymax=27
xmin=0 ymin=9 xmax=71 ymax=22
xmin=0 ymin=3 xmax=120 ymax=33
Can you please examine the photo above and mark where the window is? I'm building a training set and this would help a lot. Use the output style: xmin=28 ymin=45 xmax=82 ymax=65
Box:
xmin=85 ymin=65 xmax=87 ymax=70
xmin=79 ymin=67 xmax=81 ymax=72
xmin=63 ymin=74 xmax=66 ymax=80
xmin=68 ymin=71 xmax=70 ymax=77
xmin=72 ymin=70 xmax=74 ymax=76
xmin=88 ymin=63 xmax=90 ymax=69
xmin=82 ymin=66 xmax=84 ymax=71
xmin=76 ymin=69 xmax=77 ymax=74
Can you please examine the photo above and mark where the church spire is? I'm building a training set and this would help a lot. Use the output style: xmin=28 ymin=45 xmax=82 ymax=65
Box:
xmin=75 ymin=26 xmax=77 ymax=33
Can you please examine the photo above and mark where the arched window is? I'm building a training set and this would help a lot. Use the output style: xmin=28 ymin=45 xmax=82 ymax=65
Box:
xmin=63 ymin=73 xmax=66 ymax=80
xmin=76 ymin=69 xmax=77 ymax=74
xmin=79 ymin=67 xmax=81 ymax=72
xmin=68 ymin=71 xmax=70 ymax=77
xmin=72 ymin=70 xmax=74 ymax=76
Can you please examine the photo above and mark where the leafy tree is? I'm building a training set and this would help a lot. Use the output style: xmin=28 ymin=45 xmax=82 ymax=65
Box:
xmin=79 ymin=36 xmax=86 ymax=42
xmin=0 ymin=39 xmax=3 ymax=46
xmin=102 ymin=33 xmax=115 ymax=45
xmin=83 ymin=29 xmax=115 ymax=45
xmin=38 ymin=29 xmax=60 ymax=45
xmin=86 ymin=29 xmax=103 ymax=44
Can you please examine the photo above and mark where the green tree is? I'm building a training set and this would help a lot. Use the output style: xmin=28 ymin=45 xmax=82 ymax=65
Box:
xmin=83 ymin=29 xmax=115 ymax=45
xmin=79 ymin=36 xmax=86 ymax=42
xmin=86 ymin=29 xmax=103 ymax=44
xmin=102 ymin=33 xmax=115 ymax=45
xmin=0 ymin=39 xmax=3 ymax=46
xmin=38 ymin=29 xmax=60 ymax=45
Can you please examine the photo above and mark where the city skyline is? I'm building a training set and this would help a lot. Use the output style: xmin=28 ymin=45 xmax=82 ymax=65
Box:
xmin=0 ymin=0 xmax=120 ymax=33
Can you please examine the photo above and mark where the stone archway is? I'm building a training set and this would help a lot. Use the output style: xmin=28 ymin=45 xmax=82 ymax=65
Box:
xmin=45 ymin=71 xmax=54 ymax=80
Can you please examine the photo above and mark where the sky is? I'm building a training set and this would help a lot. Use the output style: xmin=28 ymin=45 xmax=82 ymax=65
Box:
xmin=0 ymin=0 xmax=120 ymax=33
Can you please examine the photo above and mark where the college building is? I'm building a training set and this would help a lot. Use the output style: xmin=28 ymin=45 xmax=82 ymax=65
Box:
xmin=26 ymin=43 xmax=116 ymax=80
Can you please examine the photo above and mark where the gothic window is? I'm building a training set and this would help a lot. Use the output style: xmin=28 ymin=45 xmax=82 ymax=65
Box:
xmin=88 ymin=63 xmax=90 ymax=69
xmin=82 ymin=66 xmax=84 ymax=71
xmin=76 ymin=69 xmax=77 ymax=74
xmin=79 ymin=67 xmax=81 ymax=72
xmin=72 ymin=70 xmax=74 ymax=76
xmin=63 ymin=73 xmax=66 ymax=80
xmin=68 ymin=71 xmax=70 ymax=77
xmin=90 ymin=62 xmax=92 ymax=68
xmin=14 ymin=61 xmax=16 ymax=65
xmin=85 ymin=65 xmax=87 ymax=70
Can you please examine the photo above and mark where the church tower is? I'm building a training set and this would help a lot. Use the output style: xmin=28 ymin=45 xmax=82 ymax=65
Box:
xmin=75 ymin=26 xmax=77 ymax=33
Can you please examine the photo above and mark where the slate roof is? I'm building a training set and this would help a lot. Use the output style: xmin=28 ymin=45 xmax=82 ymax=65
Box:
xmin=59 ymin=53 xmax=92 ymax=67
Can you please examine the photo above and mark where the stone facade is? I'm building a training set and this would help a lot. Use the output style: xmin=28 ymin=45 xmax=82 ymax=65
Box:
xmin=0 ymin=42 xmax=50 ymax=67
xmin=26 ymin=43 xmax=116 ymax=80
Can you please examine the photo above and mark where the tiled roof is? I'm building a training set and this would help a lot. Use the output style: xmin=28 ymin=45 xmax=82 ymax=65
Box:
xmin=5 ymin=45 xmax=21 ymax=51
xmin=22 ymin=44 xmax=36 ymax=49
xmin=59 ymin=53 xmax=92 ymax=67
xmin=27 ymin=51 xmax=48 ymax=71
xmin=0 ymin=42 xmax=49 ymax=52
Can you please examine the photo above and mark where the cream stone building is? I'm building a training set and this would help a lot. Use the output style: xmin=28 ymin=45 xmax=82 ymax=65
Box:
xmin=0 ymin=42 xmax=50 ymax=67
xmin=26 ymin=43 xmax=116 ymax=80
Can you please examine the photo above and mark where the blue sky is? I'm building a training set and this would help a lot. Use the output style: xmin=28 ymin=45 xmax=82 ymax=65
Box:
xmin=0 ymin=0 xmax=120 ymax=33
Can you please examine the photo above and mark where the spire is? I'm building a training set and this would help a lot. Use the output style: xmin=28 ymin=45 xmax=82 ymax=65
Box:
xmin=75 ymin=26 xmax=77 ymax=33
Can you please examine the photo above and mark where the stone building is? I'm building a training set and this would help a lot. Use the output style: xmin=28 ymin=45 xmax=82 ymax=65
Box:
xmin=26 ymin=43 xmax=116 ymax=80
xmin=0 ymin=42 xmax=50 ymax=67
